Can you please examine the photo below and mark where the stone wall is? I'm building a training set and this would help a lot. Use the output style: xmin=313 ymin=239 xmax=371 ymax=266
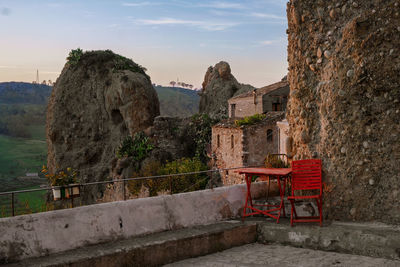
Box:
xmin=261 ymin=86 xmax=290 ymax=113
xmin=228 ymin=93 xmax=263 ymax=118
xmin=212 ymin=113 xmax=284 ymax=185
xmin=212 ymin=126 xmax=244 ymax=185
xmin=286 ymin=0 xmax=400 ymax=223
xmin=242 ymin=122 xmax=280 ymax=167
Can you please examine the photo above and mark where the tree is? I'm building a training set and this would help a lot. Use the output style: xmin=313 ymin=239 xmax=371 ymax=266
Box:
xmin=169 ymin=81 xmax=176 ymax=87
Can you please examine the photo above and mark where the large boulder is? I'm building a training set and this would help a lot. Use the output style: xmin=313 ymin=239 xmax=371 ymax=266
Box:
xmin=46 ymin=50 xmax=159 ymax=202
xmin=199 ymin=61 xmax=254 ymax=119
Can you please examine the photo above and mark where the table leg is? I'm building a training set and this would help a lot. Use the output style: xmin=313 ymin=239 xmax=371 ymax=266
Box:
xmin=276 ymin=176 xmax=285 ymax=224
xmin=242 ymin=174 xmax=253 ymax=219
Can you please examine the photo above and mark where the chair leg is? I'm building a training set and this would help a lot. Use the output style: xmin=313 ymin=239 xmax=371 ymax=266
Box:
xmin=316 ymin=198 xmax=323 ymax=226
xmin=289 ymin=199 xmax=294 ymax=226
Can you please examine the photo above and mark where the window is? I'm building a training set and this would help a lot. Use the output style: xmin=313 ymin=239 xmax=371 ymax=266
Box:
xmin=230 ymin=104 xmax=236 ymax=118
xmin=267 ymin=129 xmax=273 ymax=142
xmin=217 ymin=134 xmax=220 ymax=148
xmin=272 ymin=102 xmax=281 ymax=111
xmin=231 ymin=135 xmax=234 ymax=149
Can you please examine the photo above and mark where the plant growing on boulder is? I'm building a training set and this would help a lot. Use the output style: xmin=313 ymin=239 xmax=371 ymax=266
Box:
xmin=187 ymin=114 xmax=219 ymax=163
xmin=116 ymin=132 xmax=154 ymax=161
xmin=66 ymin=48 xmax=83 ymax=65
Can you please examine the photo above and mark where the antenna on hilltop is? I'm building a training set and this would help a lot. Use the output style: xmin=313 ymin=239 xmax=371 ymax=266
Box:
xmin=36 ymin=69 xmax=39 ymax=84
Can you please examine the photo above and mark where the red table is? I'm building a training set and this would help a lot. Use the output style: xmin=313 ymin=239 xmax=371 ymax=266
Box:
xmin=236 ymin=168 xmax=292 ymax=223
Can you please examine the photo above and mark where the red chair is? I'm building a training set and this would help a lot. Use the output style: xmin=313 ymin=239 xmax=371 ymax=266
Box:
xmin=288 ymin=159 xmax=323 ymax=226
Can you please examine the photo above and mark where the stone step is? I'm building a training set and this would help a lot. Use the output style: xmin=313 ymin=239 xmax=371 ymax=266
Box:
xmin=255 ymin=218 xmax=400 ymax=261
xmin=7 ymin=221 xmax=257 ymax=267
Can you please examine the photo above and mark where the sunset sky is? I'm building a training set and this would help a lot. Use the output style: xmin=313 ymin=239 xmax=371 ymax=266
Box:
xmin=0 ymin=0 xmax=288 ymax=88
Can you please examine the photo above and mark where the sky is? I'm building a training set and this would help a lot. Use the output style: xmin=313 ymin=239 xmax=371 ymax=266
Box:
xmin=0 ymin=0 xmax=288 ymax=88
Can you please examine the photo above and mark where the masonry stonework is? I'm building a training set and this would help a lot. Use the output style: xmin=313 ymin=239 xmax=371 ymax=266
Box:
xmin=286 ymin=0 xmax=400 ymax=223
xmin=212 ymin=113 xmax=284 ymax=185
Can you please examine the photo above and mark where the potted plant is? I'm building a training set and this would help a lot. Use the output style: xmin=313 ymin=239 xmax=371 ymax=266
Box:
xmin=65 ymin=167 xmax=80 ymax=198
xmin=42 ymin=166 xmax=79 ymax=200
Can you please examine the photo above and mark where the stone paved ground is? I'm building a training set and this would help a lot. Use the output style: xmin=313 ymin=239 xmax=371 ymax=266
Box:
xmin=166 ymin=243 xmax=400 ymax=267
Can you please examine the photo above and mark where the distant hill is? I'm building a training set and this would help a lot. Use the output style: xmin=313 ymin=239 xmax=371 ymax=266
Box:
xmin=0 ymin=82 xmax=52 ymax=105
xmin=154 ymin=86 xmax=199 ymax=117
xmin=0 ymin=82 xmax=199 ymax=117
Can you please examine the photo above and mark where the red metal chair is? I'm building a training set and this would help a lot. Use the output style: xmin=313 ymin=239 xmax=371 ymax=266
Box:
xmin=288 ymin=159 xmax=323 ymax=226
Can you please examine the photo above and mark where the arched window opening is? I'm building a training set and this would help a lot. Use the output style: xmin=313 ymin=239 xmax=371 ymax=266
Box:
xmin=267 ymin=129 xmax=273 ymax=142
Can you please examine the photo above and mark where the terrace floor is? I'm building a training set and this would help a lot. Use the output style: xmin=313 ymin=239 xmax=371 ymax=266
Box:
xmin=167 ymin=243 xmax=399 ymax=267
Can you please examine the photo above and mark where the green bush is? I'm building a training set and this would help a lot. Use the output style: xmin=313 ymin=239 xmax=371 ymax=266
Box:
xmin=66 ymin=48 xmax=83 ymax=65
xmin=187 ymin=114 xmax=219 ymax=162
xmin=116 ymin=132 xmax=153 ymax=161
xmin=234 ymin=113 xmax=266 ymax=127
xmin=113 ymin=54 xmax=148 ymax=77
xmin=128 ymin=157 xmax=209 ymax=197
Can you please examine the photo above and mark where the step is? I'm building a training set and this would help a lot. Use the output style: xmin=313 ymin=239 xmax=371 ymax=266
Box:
xmin=256 ymin=218 xmax=400 ymax=261
xmin=7 ymin=221 xmax=257 ymax=267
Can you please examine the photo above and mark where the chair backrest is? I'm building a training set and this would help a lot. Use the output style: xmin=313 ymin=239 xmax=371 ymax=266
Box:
xmin=291 ymin=159 xmax=322 ymax=193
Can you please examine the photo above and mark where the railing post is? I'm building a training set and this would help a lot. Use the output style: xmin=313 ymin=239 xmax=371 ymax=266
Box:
xmin=11 ymin=193 xmax=15 ymax=217
xmin=123 ymin=179 xmax=126 ymax=200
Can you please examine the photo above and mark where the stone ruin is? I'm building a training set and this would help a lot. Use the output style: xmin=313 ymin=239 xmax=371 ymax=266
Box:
xmin=286 ymin=0 xmax=400 ymax=223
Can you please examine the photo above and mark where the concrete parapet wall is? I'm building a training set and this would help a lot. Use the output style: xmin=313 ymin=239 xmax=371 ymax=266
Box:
xmin=0 ymin=182 xmax=267 ymax=263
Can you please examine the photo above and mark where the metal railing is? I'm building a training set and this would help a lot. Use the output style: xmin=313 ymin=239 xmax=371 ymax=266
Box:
xmin=0 ymin=166 xmax=261 ymax=218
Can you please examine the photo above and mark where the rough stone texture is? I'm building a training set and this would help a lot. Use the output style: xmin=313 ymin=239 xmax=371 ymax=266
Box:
xmin=168 ymin=243 xmax=400 ymax=267
xmin=212 ymin=112 xmax=284 ymax=185
xmin=46 ymin=51 xmax=160 ymax=202
xmin=199 ymin=61 xmax=254 ymax=119
xmin=0 ymin=182 xmax=269 ymax=263
xmin=286 ymin=0 xmax=400 ymax=223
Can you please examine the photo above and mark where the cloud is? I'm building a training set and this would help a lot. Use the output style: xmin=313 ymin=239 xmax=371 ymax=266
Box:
xmin=136 ymin=17 xmax=238 ymax=31
xmin=260 ymin=40 xmax=274 ymax=45
xmin=122 ymin=2 xmax=153 ymax=7
xmin=198 ymin=2 xmax=244 ymax=9
xmin=258 ymin=38 xmax=287 ymax=46
xmin=1 ymin=7 xmax=11 ymax=16
xmin=251 ymin=12 xmax=286 ymax=20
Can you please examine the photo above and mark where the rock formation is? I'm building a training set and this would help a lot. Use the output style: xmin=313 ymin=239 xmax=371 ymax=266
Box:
xmin=286 ymin=0 xmax=400 ymax=223
xmin=46 ymin=50 xmax=160 ymax=202
xmin=199 ymin=61 xmax=254 ymax=119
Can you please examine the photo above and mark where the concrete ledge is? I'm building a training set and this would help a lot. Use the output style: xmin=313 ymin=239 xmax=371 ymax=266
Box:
xmin=0 ymin=182 xmax=269 ymax=263
xmin=9 ymin=221 xmax=257 ymax=267
xmin=256 ymin=219 xmax=400 ymax=261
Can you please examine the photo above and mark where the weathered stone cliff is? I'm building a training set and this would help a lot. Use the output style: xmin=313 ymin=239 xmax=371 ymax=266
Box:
xmin=199 ymin=61 xmax=254 ymax=119
xmin=286 ymin=0 xmax=400 ymax=223
xmin=46 ymin=50 xmax=159 ymax=202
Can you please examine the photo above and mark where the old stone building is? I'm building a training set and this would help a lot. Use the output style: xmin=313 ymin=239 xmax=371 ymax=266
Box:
xmin=211 ymin=112 xmax=284 ymax=185
xmin=227 ymin=80 xmax=289 ymax=118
